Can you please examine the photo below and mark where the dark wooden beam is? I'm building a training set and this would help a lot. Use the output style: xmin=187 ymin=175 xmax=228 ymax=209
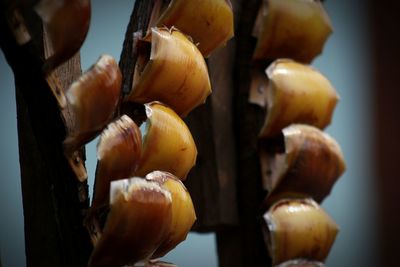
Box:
xmin=232 ymin=0 xmax=270 ymax=266
xmin=0 ymin=6 xmax=92 ymax=267
xmin=119 ymin=0 xmax=157 ymax=96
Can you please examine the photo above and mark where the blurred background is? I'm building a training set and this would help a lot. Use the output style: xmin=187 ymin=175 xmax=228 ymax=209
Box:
xmin=0 ymin=0 xmax=398 ymax=266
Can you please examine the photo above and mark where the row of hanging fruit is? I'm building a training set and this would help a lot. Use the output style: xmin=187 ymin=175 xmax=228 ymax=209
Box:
xmin=251 ymin=0 xmax=346 ymax=266
xmin=32 ymin=0 xmax=234 ymax=266
xmin=14 ymin=0 xmax=346 ymax=266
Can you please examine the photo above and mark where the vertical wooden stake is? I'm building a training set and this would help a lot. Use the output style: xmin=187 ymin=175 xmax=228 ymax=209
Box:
xmin=0 ymin=6 xmax=92 ymax=267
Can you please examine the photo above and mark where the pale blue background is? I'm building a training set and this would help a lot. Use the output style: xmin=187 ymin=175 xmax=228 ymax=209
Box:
xmin=0 ymin=1 xmax=376 ymax=266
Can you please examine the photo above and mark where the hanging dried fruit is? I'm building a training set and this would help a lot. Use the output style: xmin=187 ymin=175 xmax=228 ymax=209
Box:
xmin=262 ymin=199 xmax=339 ymax=266
xmin=88 ymin=178 xmax=172 ymax=267
xmin=90 ymin=102 xmax=196 ymax=219
xmin=253 ymin=0 xmax=332 ymax=63
xmin=155 ymin=0 xmax=234 ymax=57
xmin=63 ymin=54 xmax=122 ymax=153
xmin=135 ymin=102 xmax=197 ymax=180
xmin=91 ymin=115 xmax=142 ymax=211
xmin=260 ymin=124 xmax=346 ymax=207
xmin=35 ymin=0 xmax=91 ymax=72
xmin=126 ymin=27 xmax=211 ymax=117
xmin=146 ymin=171 xmax=196 ymax=258
xmin=259 ymin=59 xmax=339 ymax=138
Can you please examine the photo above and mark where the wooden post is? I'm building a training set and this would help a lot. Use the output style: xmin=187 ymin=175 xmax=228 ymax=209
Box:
xmin=230 ymin=0 xmax=270 ymax=266
xmin=0 ymin=5 xmax=92 ymax=267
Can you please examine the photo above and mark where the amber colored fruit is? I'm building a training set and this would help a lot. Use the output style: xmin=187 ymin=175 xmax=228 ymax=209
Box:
xmin=263 ymin=199 xmax=339 ymax=265
xmin=36 ymin=0 xmax=91 ymax=71
xmin=156 ymin=0 xmax=234 ymax=56
xmin=253 ymin=0 xmax=332 ymax=63
xmin=260 ymin=124 xmax=346 ymax=207
xmin=91 ymin=115 xmax=142 ymax=211
xmin=88 ymin=178 xmax=172 ymax=267
xmin=134 ymin=102 xmax=197 ymax=180
xmin=126 ymin=27 xmax=211 ymax=117
xmin=146 ymin=171 xmax=196 ymax=258
xmin=259 ymin=59 xmax=339 ymax=138
xmin=64 ymin=54 xmax=121 ymax=152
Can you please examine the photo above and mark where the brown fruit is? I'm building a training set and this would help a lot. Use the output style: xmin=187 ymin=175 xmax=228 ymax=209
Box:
xmin=88 ymin=178 xmax=172 ymax=267
xmin=253 ymin=0 xmax=332 ymax=63
xmin=35 ymin=0 xmax=91 ymax=72
xmin=260 ymin=124 xmax=346 ymax=207
xmin=91 ymin=115 xmax=142 ymax=211
xmin=64 ymin=54 xmax=122 ymax=152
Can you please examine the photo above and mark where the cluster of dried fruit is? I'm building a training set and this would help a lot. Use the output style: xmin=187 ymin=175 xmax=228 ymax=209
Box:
xmin=251 ymin=0 xmax=346 ymax=266
xmin=34 ymin=0 xmax=234 ymax=266
xmin=25 ymin=0 xmax=345 ymax=265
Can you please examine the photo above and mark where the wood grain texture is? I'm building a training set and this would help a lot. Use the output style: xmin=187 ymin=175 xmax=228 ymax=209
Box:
xmin=119 ymin=0 xmax=157 ymax=96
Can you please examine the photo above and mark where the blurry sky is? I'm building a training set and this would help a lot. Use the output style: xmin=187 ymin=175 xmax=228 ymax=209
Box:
xmin=0 ymin=1 xmax=377 ymax=266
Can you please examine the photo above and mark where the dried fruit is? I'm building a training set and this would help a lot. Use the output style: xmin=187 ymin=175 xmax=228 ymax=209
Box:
xmin=259 ymin=59 xmax=339 ymax=138
xmin=64 ymin=54 xmax=122 ymax=152
xmin=35 ymin=0 xmax=91 ymax=72
xmin=146 ymin=171 xmax=196 ymax=258
xmin=88 ymin=178 xmax=172 ymax=267
xmin=260 ymin=124 xmax=345 ymax=207
xmin=135 ymin=102 xmax=197 ymax=180
xmin=91 ymin=102 xmax=197 ymax=212
xmin=253 ymin=0 xmax=332 ymax=63
xmin=156 ymin=0 xmax=234 ymax=56
xmin=126 ymin=27 xmax=211 ymax=117
xmin=91 ymin=115 xmax=142 ymax=211
xmin=263 ymin=199 xmax=339 ymax=265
